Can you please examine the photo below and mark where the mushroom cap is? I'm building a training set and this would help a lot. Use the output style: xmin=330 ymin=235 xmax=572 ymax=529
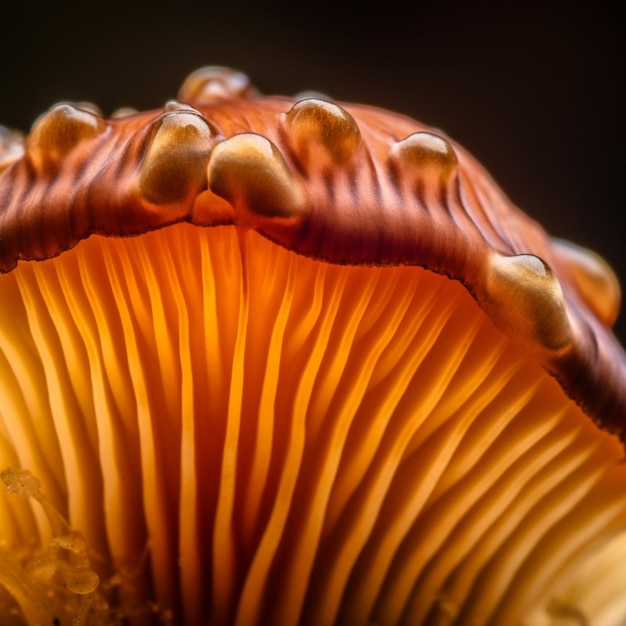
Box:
xmin=0 ymin=76 xmax=623 ymax=437
xmin=0 ymin=67 xmax=625 ymax=625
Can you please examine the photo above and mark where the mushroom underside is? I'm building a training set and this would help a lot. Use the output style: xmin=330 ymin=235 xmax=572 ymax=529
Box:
xmin=1 ymin=223 xmax=625 ymax=625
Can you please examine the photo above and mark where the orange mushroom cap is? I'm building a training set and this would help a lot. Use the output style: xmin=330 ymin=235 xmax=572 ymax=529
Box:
xmin=0 ymin=67 xmax=625 ymax=625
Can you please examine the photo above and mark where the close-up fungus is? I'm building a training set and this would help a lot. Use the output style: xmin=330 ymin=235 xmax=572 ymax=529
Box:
xmin=0 ymin=66 xmax=625 ymax=625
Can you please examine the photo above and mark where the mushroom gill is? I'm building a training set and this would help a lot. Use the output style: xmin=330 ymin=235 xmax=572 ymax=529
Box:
xmin=0 ymin=67 xmax=625 ymax=626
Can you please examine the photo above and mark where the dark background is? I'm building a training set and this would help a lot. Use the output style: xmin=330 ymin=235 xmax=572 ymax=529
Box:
xmin=1 ymin=1 xmax=623 ymax=344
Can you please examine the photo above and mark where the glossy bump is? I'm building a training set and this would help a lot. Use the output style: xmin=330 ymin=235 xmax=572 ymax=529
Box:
xmin=389 ymin=132 xmax=458 ymax=185
xmin=178 ymin=66 xmax=258 ymax=103
xmin=163 ymin=100 xmax=206 ymax=114
xmin=0 ymin=126 xmax=24 ymax=172
xmin=111 ymin=106 xmax=138 ymax=118
xmin=207 ymin=133 xmax=305 ymax=218
xmin=552 ymin=238 xmax=621 ymax=327
xmin=137 ymin=111 xmax=217 ymax=204
xmin=25 ymin=104 xmax=106 ymax=173
xmin=282 ymin=98 xmax=362 ymax=168
xmin=482 ymin=253 xmax=573 ymax=352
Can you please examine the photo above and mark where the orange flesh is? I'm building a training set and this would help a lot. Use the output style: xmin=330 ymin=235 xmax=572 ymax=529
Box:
xmin=0 ymin=223 xmax=625 ymax=625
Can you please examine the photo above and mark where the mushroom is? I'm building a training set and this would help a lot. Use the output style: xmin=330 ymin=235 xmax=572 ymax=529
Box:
xmin=0 ymin=66 xmax=625 ymax=626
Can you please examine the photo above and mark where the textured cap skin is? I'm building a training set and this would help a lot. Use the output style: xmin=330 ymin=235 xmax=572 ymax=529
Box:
xmin=0 ymin=67 xmax=624 ymax=443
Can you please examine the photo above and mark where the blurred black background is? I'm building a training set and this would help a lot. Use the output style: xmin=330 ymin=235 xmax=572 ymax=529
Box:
xmin=1 ymin=1 xmax=623 ymax=343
